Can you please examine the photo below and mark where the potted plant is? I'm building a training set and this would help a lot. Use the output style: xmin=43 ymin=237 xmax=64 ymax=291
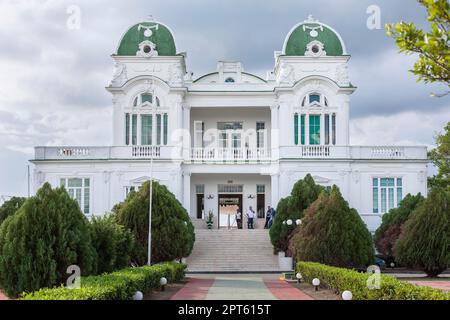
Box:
xmin=206 ymin=210 xmax=214 ymax=229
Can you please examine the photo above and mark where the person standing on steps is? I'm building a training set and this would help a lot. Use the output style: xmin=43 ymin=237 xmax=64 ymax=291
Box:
xmin=246 ymin=206 xmax=255 ymax=229
xmin=264 ymin=206 xmax=272 ymax=229
xmin=235 ymin=209 xmax=242 ymax=229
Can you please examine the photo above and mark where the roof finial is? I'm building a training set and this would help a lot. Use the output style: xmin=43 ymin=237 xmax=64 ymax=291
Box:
xmin=306 ymin=14 xmax=318 ymax=23
xmin=145 ymin=14 xmax=155 ymax=22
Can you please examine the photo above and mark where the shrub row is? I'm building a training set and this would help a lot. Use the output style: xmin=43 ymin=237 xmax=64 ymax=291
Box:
xmin=297 ymin=262 xmax=450 ymax=300
xmin=21 ymin=262 xmax=186 ymax=300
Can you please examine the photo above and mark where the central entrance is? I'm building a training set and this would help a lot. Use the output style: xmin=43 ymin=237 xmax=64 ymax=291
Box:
xmin=218 ymin=194 xmax=243 ymax=229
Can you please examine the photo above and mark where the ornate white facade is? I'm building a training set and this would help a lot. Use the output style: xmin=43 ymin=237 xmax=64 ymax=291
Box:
xmin=31 ymin=17 xmax=428 ymax=231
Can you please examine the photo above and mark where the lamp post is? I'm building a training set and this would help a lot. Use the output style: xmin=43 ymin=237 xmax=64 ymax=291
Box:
xmin=147 ymin=145 xmax=154 ymax=266
xmin=312 ymin=278 xmax=320 ymax=291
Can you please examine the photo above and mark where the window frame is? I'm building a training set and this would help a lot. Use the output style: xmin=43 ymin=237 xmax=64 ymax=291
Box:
xmin=60 ymin=177 xmax=92 ymax=215
xmin=372 ymin=177 xmax=403 ymax=214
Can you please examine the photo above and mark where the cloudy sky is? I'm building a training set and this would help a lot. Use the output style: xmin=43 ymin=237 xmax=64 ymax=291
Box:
xmin=0 ymin=0 xmax=449 ymax=196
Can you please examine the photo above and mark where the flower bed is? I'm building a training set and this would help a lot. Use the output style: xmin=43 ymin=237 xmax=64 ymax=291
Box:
xmin=21 ymin=262 xmax=186 ymax=300
xmin=297 ymin=262 xmax=450 ymax=300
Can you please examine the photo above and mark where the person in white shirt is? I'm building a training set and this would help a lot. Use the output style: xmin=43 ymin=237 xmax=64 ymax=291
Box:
xmin=246 ymin=206 xmax=255 ymax=229
xmin=235 ymin=209 xmax=243 ymax=229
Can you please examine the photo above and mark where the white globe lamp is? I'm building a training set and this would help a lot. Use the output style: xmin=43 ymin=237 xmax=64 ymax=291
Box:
xmin=160 ymin=277 xmax=168 ymax=291
xmin=296 ymin=219 xmax=302 ymax=226
xmin=133 ymin=291 xmax=143 ymax=300
xmin=286 ymin=219 xmax=293 ymax=226
xmin=342 ymin=291 xmax=353 ymax=300
xmin=312 ymin=278 xmax=320 ymax=291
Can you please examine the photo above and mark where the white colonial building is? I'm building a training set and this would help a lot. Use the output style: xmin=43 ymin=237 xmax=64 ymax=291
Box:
xmin=31 ymin=17 xmax=428 ymax=232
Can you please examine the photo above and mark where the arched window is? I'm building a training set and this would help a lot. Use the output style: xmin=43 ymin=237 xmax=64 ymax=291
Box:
xmin=225 ymin=77 xmax=235 ymax=83
xmin=126 ymin=93 xmax=167 ymax=147
xmin=302 ymin=93 xmax=328 ymax=107
xmin=132 ymin=93 xmax=161 ymax=108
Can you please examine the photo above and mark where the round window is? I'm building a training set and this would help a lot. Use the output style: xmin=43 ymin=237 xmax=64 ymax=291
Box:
xmin=312 ymin=45 xmax=320 ymax=54
xmin=143 ymin=45 xmax=152 ymax=54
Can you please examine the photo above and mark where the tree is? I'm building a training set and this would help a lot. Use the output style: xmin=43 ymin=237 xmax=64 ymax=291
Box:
xmin=115 ymin=181 xmax=195 ymax=265
xmin=395 ymin=188 xmax=450 ymax=277
xmin=386 ymin=0 xmax=450 ymax=96
xmin=374 ymin=194 xmax=425 ymax=261
xmin=90 ymin=214 xmax=135 ymax=274
xmin=0 ymin=183 xmax=96 ymax=297
xmin=289 ymin=186 xmax=375 ymax=269
xmin=429 ymin=122 xmax=450 ymax=190
xmin=0 ymin=197 xmax=26 ymax=226
xmin=269 ymin=174 xmax=324 ymax=252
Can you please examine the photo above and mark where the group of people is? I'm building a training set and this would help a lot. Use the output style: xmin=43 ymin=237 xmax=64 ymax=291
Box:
xmin=232 ymin=205 xmax=276 ymax=230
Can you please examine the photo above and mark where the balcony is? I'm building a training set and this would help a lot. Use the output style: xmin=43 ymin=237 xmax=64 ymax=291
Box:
xmin=33 ymin=145 xmax=427 ymax=161
xmin=190 ymin=147 xmax=271 ymax=162
xmin=279 ymin=146 xmax=427 ymax=160
xmin=34 ymin=146 xmax=177 ymax=160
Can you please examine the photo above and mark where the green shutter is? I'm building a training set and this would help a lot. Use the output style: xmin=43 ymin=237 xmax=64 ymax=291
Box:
xmin=294 ymin=114 xmax=299 ymax=145
xmin=163 ymin=113 xmax=168 ymax=145
xmin=309 ymin=115 xmax=320 ymax=145
xmin=125 ymin=113 xmax=130 ymax=145
xmin=141 ymin=115 xmax=152 ymax=145
xmin=301 ymin=115 xmax=305 ymax=145
xmin=156 ymin=114 xmax=162 ymax=145
xmin=131 ymin=114 xmax=137 ymax=145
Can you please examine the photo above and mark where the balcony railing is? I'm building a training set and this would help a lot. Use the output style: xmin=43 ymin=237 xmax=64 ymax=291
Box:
xmin=190 ymin=147 xmax=271 ymax=162
xmin=34 ymin=145 xmax=427 ymax=161
xmin=34 ymin=146 xmax=175 ymax=160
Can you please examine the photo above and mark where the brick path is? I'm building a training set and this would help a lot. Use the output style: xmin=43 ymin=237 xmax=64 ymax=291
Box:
xmin=409 ymin=281 xmax=450 ymax=292
xmin=0 ymin=291 xmax=9 ymax=300
xmin=170 ymin=275 xmax=313 ymax=300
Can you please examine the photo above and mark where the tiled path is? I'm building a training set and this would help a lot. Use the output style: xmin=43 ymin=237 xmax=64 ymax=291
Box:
xmin=171 ymin=275 xmax=313 ymax=300
xmin=409 ymin=281 xmax=450 ymax=292
xmin=0 ymin=291 xmax=9 ymax=300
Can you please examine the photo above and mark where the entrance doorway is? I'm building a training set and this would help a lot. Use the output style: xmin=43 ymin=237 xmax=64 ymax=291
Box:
xmin=218 ymin=194 xmax=243 ymax=229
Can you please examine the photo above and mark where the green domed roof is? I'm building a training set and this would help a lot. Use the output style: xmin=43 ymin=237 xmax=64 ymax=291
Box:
xmin=117 ymin=21 xmax=176 ymax=56
xmin=283 ymin=19 xmax=346 ymax=56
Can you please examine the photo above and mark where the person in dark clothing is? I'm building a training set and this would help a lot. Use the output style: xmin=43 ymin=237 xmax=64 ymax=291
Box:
xmin=264 ymin=206 xmax=272 ymax=229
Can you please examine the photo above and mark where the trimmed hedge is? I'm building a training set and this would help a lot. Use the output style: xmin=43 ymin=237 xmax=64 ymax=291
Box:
xmin=297 ymin=262 xmax=450 ymax=300
xmin=21 ymin=262 xmax=186 ymax=300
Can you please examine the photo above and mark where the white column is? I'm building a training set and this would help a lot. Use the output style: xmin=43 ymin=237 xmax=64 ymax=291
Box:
xmin=183 ymin=105 xmax=191 ymax=160
xmin=270 ymin=104 xmax=279 ymax=159
xmin=183 ymin=172 xmax=191 ymax=215
xmin=271 ymin=173 xmax=280 ymax=208
xmin=339 ymin=95 xmax=350 ymax=146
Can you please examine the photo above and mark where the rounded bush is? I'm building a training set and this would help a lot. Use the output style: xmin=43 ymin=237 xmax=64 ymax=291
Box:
xmin=0 ymin=197 xmax=26 ymax=226
xmin=90 ymin=214 xmax=135 ymax=274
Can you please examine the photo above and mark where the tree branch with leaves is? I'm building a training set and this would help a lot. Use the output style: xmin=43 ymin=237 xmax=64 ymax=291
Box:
xmin=386 ymin=0 xmax=450 ymax=96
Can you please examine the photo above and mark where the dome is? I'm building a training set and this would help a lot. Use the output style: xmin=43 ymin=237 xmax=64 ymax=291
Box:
xmin=116 ymin=21 xmax=177 ymax=56
xmin=282 ymin=16 xmax=347 ymax=56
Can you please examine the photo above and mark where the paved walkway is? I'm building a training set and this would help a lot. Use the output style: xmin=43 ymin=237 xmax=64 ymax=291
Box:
xmin=0 ymin=291 xmax=9 ymax=300
xmin=409 ymin=281 xmax=450 ymax=292
xmin=171 ymin=275 xmax=313 ymax=300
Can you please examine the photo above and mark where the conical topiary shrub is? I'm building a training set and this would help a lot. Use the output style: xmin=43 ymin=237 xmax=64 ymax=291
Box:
xmin=289 ymin=186 xmax=375 ymax=269
xmin=394 ymin=189 xmax=450 ymax=277
xmin=0 ymin=183 xmax=96 ymax=297
xmin=270 ymin=174 xmax=323 ymax=253
xmin=115 ymin=180 xmax=195 ymax=265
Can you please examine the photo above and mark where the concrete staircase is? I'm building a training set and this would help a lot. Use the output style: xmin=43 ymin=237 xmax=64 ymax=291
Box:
xmin=186 ymin=229 xmax=286 ymax=273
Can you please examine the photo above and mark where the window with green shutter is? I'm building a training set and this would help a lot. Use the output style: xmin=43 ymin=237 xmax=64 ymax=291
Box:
xmin=294 ymin=114 xmax=299 ymax=145
xmin=141 ymin=115 xmax=152 ymax=145
xmin=309 ymin=115 xmax=320 ymax=145
xmin=163 ymin=113 xmax=168 ymax=145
